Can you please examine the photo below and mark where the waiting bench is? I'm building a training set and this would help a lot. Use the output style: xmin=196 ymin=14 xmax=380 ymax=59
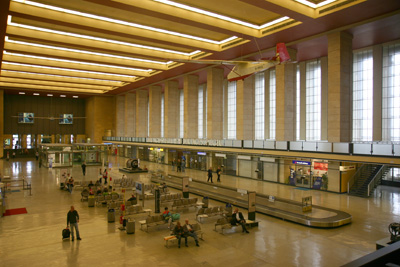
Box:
xmin=214 ymin=217 xmax=259 ymax=234
xmin=164 ymin=223 xmax=204 ymax=248
xmin=171 ymin=198 xmax=200 ymax=210
xmin=196 ymin=206 xmax=231 ymax=222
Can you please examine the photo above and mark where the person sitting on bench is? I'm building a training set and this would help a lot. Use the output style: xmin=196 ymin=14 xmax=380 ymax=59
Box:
xmin=183 ymin=219 xmax=199 ymax=247
xmin=231 ymin=208 xmax=249 ymax=233
xmin=173 ymin=221 xmax=187 ymax=248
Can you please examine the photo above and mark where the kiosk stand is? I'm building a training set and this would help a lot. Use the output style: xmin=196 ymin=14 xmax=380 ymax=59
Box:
xmin=248 ymin=191 xmax=256 ymax=220
xmin=182 ymin=177 xmax=189 ymax=198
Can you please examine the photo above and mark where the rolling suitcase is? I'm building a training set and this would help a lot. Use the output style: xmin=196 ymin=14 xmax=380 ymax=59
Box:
xmin=62 ymin=228 xmax=70 ymax=240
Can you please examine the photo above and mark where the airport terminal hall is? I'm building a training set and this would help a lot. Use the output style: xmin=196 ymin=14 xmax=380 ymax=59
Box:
xmin=1 ymin=0 xmax=400 ymax=266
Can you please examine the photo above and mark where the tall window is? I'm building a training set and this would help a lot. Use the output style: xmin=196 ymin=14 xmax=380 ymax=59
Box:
xmin=198 ymin=86 xmax=203 ymax=139
xmin=383 ymin=42 xmax=400 ymax=141
xmin=205 ymin=86 xmax=207 ymax=139
xmin=353 ymin=49 xmax=373 ymax=142
xmin=147 ymin=98 xmax=149 ymax=137
xmin=179 ymin=89 xmax=184 ymax=138
xmin=296 ymin=65 xmax=301 ymax=140
xmin=269 ymin=70 xmax=276 ymax=140
xmin=161 ymin=94 xmax=164 ymax=138
xmin=227 ymin=81 xmax=237 ymax=139
xmin=255 ymin=72 xmax=265 ymax=140
xmin=305 ymin=59 xmax=321 ymax=141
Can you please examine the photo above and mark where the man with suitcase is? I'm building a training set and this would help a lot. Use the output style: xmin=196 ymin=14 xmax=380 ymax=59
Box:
xmin=67 ymin=206 xmax=82 ymax=241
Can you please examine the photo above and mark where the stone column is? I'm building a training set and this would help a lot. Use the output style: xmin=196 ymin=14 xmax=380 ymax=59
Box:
xmin=149 ymin=85 xmax=162 ymax=138
xmin=327 ymin=31 xmax=353 ymax=142
xmin=184 ymin=75 xmax=199 ymax=139
xmin=0 ymin=90 xmax=3 ymax=158
xmin=124 ymin=93 xmax=136 ymax=137
xmin=115 ymin=95 xmax=125 ymax=137
xmin=236 ymin=76 xmax=255 ymax=140
xmin=164 ymin=81 xmax=179 ymax=138
xmin=136 ymin=90 xmax=148 ymax=137
xmin=373 ymin=44 xmax=383 ymax=141
xmin=207 ymin=67 xmax=224 ymax=139
xmin=275 ymin=63 xmax=296 ymax=141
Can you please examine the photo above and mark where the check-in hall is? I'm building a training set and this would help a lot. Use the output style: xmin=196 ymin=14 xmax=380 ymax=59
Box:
xmin=1 ymin=0 xmax=400 ymax=266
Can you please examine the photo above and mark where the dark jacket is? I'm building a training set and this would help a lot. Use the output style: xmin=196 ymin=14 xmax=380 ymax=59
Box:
xmin=173 ymin=225 xmax=185 ymax=236
xmin=67 ymin=210 xmax=79 ymax=225
xmin=231 ymin=212 xmax=245 ymax=225
xmin=207 ymin=169 xmax=213 ymax=177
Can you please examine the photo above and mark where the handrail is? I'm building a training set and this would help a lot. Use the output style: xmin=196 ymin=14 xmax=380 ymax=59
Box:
xmin=367 ymin=165 xmax=387 ymax=197
xmin=347 ymin=164 xmax=365 ymax=193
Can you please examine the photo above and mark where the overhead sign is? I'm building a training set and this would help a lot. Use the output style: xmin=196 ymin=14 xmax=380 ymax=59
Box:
xmin=340 ymin=166 xmax=356 ymax=171
xmin=293 ymin=160 xmax=311 ymax=165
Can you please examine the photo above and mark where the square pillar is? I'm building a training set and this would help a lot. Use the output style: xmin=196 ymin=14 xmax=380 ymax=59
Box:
xmin=124 ymin=93 xmax=136 ymax=137
xmin=136 ymin=90 xmax=148 ymax=137
xmin=276 ymin=63 xmax=296 ymax=141
xmin=327 ymin=31 xmax=353 ymax=142
xmin=115 ymin=95 xmax=125 ymax=137
xmin=184 ymin=75 xmax=199 ymax=139
xmin=149 ymin=85 xmax=162 ymax=138
xmin=236 ymin=76 xmax=255 ymax=140
xmin=207 ymin=67 xmax=224 ymax=139
xmin=164 ymin=81 xmax=179 ymax=138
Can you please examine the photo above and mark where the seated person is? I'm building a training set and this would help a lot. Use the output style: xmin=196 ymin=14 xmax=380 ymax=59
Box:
xmin=183 ymin=219 xmax=199 ymax=247
xmin=88 ymin=181 xmax=94 ymax=187
xmin=231 ymin=208 xmax=249 ymax=233
xmin=127 ymin=194 xmax=137 ymax=204
xmin=96 ymin=187 xmax=102 ymax=195
xmin=173 ymin=221 xmax=187 ymax=248
xmin=162 ymin=207 xmax=171 ymax=222
xmin=88 ymin=187 xmax=94 ymax=195
xmin=102 ymin=186 xmax=109 ymax=194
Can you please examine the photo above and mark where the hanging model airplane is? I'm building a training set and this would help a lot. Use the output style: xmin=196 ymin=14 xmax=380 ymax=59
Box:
xmin=172 ymin=43 xmax=291 ymax=82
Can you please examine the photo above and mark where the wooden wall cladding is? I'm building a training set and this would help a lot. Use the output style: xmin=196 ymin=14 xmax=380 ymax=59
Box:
xmin=4 ymin=94 xmax=85 ymax=135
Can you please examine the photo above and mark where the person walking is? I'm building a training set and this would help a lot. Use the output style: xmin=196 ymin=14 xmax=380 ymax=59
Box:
xmin=217 ymin=166 xmax=222 ymax=182
xmin=172 ymin=159 xmax=175 ymax=171
xmin=67 ymin=206 xmax=82 ymax=241
xmin=35 ymin=151 xmax=39 ymax=161
xmin=81 ymin=161 xmax=86 ymax=176
xmin=207 ymin=167 xmax=213 ymax=183
xmin=177 ymin=159 xmax=181 ymax=172
xmin=181 ymin=159 xmax=186 ymax=172
xmin=68 ymin=176 xmax=74 ymax=193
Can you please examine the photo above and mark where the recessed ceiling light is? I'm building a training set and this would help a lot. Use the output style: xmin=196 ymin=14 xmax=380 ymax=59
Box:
xmin=47 ymin=94 xmax=53 ymax=96
xmin=19 ymin=92 xmax=25 ymax=94
xmin=73 ymin=96 xmax=79 ymax=98
xmin=33 ymin=93 xmax=40 ymax=95
xmin=60 ymin=95 xmax=66 ymax=97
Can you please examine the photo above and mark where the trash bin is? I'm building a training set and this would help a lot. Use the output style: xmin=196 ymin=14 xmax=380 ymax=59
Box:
xmin=126 ymin=219 xmax=135 ymax=234
xmin=88 ymin=196 xmax=95 ymax=207
xmin=202 ymin=197 xmax=209 ymax=208
xmin=108 ymin=209 xmax=115 ymax=223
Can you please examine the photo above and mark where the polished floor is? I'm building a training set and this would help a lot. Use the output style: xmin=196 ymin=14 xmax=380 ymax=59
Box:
xmin=0 ymin=156 xmax=399 ymax=267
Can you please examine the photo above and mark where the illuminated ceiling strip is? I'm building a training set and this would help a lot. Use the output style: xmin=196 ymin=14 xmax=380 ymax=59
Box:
xmin=295 ymin=0 xmax=337 ymax=8
xmin=7 ymin=16 xmax=201 ymax=56
xmin=1 ymin=70 xmax=125 ymax=84
xmin=5 ymin=37 xmax=172 ymax=65
xmin=154 ymin=0 xmax=290 ymax=30
xmin=1 ymin=77 xmax=114 ymax=90
xmin=2 ymin=61 xmax=136 ymax=79
xmin=0 ymin=82 xmax=107 ymax=93
xmin=12 ymin=0 xmax=236 ymax=45
xmin=4 ymin=51 xmax=153 ymax=72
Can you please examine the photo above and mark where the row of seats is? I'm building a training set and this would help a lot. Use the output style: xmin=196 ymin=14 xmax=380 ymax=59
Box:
xmin=141 ymin=215 xmax=169 ymax=232
xmin=171 ymin=198 xmax=199 ymax=210
xmin=160 ymin=193 xmax=183 ymax=204
xmin=125 ymin=205 xmax=146 ymax=215
xmin=196 ymin=206 xmax=231 ymax=222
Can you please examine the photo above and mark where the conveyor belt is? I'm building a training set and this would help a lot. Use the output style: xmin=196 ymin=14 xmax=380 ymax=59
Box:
xmin=151 ymin=173 xmax=352 ymax=228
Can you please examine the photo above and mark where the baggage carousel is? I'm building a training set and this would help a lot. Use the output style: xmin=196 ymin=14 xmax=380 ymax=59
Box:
xmin=150 ymin=172 xmax=352 ymax=228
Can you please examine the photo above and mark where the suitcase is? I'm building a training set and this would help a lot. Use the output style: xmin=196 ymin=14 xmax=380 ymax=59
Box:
xmin=62 ymin=228 xmax=70 ymax=240
xmin=126 ymin=220 xmax=135 ymax=234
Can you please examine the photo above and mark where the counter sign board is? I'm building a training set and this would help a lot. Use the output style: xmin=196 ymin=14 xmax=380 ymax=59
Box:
xmin=293 ymin=160 xmax=311 ymax=165
xmin=302 ymin=196 xmax=312 ymax=212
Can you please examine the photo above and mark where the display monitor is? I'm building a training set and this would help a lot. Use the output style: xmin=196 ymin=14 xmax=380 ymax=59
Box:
xmin=18 ymin=112 xmax=34 ymax=123
xmin=59 ymin=114 xmax=73 ymax=124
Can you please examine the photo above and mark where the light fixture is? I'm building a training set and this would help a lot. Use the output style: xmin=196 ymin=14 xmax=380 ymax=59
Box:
xmin=47 ymin=94 xmax=53 ymax=96
xmin=1 ymin=69 xmax=125 ymax=85
xmin=60 ymin=95 xmax=66 ymax=97
xmin=154 ymin=0 xmax=290 ymax=30
xmin=33 ymin=93 xmax=40 ymax=95
xmin=12 ymin=0 xmax=236 ymax=45
xmin=4 ymin=51 xmax=153 ymax=72
xmin=73 ymin=96 xmax=79 ymax=98
xmin=295 ymin=0 xmax=336 ymax=8
xmin=19 ymin=92 xmax=25 ymax=94
xmin=7 ymin=16 xmax=202 ymax=56
xmin=5 ymin=37 xmax=172 ymax=65
xmin=2 ymin=61 xmax=136 ymax=79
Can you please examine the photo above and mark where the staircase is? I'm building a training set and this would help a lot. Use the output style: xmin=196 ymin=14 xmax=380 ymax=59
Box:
xmin=348 ymin=164 xmax=388 ymax=197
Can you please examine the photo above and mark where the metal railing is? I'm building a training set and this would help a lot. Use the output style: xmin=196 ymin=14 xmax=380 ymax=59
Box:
xmin=347 ymin=164 xmax=367 ymax=193
xmin=367 ymin=165 xmax=387 ymax=197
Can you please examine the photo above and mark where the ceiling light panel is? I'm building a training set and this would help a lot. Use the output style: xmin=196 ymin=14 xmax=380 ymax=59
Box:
xmin=10 ymin=0 xmax=237 ymax=48
xmin=0 ymin=82 xmax=106 ymax=94
xmin=4 ymin=37 xmax=171 ymax=70
xmin=3 ymin=51 xmax=153 ymax=77
xmin=0 ymin=77 xmax=114 ymax=91
xmin=1 ymin=70 xmax=125 ymax=87
xmin=2 ymin=61 xmax=136 ymax=82
xmin=6 ymin=16 xmax=203 ymax=59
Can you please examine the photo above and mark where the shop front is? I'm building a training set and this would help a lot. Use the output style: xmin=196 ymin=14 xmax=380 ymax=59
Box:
xmin=288 ymin=160 xmax=329 ymax=190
